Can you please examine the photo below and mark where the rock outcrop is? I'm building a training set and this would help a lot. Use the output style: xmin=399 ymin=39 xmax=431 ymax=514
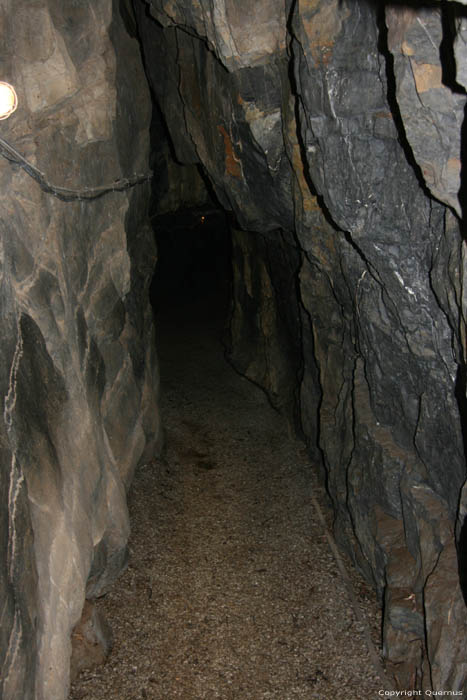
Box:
xmin=0 ymin=2 xmax=160 ymax=698
xmin=137 ymin=0 xmax=467 ymax=691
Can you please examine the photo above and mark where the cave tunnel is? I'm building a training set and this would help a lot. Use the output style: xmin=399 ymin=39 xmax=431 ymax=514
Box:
xmin=149 ymin=204 xmax=232 ymax=319
xmin=2 ymin=1 xmax=467 ymax=699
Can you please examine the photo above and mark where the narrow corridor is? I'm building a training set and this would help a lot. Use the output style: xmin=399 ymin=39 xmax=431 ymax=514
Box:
xmin=70 ymin=295 xmax=383 ymax=699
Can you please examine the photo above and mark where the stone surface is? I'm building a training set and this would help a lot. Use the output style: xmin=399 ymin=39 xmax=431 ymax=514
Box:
xmin=146 ymin=0 xmax=287 ymax=71
xmin=137 ymin=0 xmax=467 ymax=691
xmin=135 ymin=1 xmax=294 ymax=233
xmin=385 ymin=4 xmax=466 ymax=217
xmin=3 ymin=0 xmax=467 ymax=697
xmin=70 ymin=600 xmax=113 ymax=682
xmin=0 ymin=1 xmax=160 ymax=699
xmin=227 ymin=227 xmax=302 ymax=424
xmin=291 ymin=1 xmax=467 ymax=689
xmin=149 ymin=104 xmax=209 ymax=217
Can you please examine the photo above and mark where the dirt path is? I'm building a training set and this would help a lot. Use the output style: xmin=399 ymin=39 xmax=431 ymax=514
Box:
xmin=70 ymin=299 xmax=385 ymax=699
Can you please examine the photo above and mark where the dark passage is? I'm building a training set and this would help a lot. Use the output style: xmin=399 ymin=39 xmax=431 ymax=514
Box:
xmin=150 ymin=206 xmax=232 ymax=319
xmin=69 ymin=211 xmax=384 ymax=699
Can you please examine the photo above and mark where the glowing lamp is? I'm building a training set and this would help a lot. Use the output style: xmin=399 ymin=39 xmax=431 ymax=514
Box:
xmin=0 ymin=82 xmax=17 ymax=120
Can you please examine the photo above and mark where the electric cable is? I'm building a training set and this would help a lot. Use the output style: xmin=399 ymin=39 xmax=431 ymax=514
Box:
xmin=0 ymin=135 xmax=152 ymax=202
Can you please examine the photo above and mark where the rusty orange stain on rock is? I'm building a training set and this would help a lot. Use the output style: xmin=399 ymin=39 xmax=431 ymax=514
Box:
xmin=299 ymin=0 xmax=348 ymax=66
xmin=284 ymin=97 xmax=319 ymax=213
xmin=320 ymin=42 xmax=334 ymax=66
xmin=401 ymin=41 xmax=415 ymax=57
xmin=445 ymin=157 xmax=461 ymax=187
xmin=385 ymin=6 xmax=417 ymax=51
xmin=217 ymin=124 xmax=242 ymax=178
xmin=447 ymin=157 xmax=461 ymax=172
xmin=411 ymin=61 xmax=443 ymax=94
xmin=292 ymin=143 xmax=319 ymax=212
xmin=374 ymin=111 xmax=393 ymax=120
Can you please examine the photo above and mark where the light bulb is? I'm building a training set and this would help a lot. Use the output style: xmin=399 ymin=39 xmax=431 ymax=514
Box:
xmin=0 ymin=82 xmax=17 ymax=120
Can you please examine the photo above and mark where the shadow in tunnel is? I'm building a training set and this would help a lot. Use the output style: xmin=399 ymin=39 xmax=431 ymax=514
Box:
xmin=149 ymin=206 xmax=232 ymax=324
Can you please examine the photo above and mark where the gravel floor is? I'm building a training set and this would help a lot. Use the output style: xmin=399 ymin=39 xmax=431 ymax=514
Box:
xmin=69 ymin=296 xmax=389 ymax=700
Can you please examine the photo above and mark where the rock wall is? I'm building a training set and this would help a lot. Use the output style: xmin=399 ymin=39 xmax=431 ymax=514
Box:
xmin=149 ymin=104 xmax=209 ymax=217
xmin=0 ymin=1 xmax=159 ymax=698
xmin=2 ymin=0 xmax=467 ymax=695
xmin=228 ymin=227 xmax=302 ymax=424
xmin=137 ymin=0 xmax=467 ymax=690
xmin=292 ymin=2 xmax=467 ymax=689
